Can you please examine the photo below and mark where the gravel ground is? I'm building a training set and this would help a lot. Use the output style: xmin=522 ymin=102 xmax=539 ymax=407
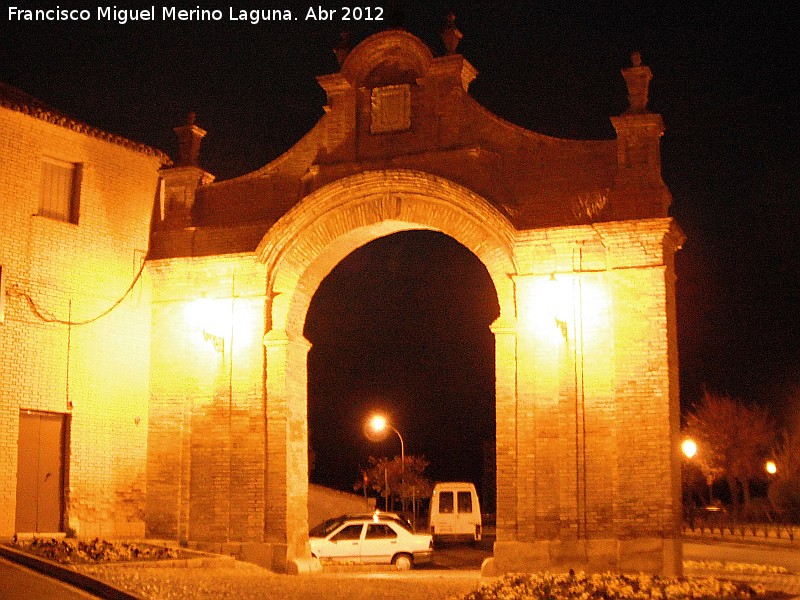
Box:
xmin=76 ymin=563 xmax=484 ymax=600
xmin=61 ymin=561 xmax=800 ymax=600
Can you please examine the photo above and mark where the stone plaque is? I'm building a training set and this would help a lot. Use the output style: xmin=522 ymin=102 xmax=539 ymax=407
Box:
xmin=370 ymin=84 xmax=411 ymax=134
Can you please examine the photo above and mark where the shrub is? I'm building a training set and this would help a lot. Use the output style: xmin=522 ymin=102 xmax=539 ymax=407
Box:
xmin=459 ymin=571 xmax=775 ymax=600
xmin=13 ymin=538 xmax=181 ymax=565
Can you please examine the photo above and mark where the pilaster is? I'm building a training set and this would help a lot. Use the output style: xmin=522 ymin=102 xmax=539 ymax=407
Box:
xmin=491 ymin=317 xmax=518 ymax=542
xmin=263 ymin=328 xmax=320 ymax=573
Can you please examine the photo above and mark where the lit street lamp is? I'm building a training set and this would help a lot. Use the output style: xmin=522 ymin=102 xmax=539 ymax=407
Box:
xmin=681 ymin=438 xmax=697 ymax=459
xmin=681 ymin=437 xmax=715 ymax=505
xmin=368 ymin=415 xmax=405 ymax=476
xmin=765 ymin=460 xmax=777 ymax=475
xmin=367 ymin=414 xmax=405 ymax=510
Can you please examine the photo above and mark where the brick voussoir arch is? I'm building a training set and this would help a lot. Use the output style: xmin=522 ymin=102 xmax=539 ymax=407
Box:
xmin=256 ymin=169 xmax=518 ymax=338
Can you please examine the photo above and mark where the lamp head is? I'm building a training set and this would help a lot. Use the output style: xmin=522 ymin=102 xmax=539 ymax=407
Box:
xmin=681 ymin=438 xmax=697 ymax=459
xmin=364 ymin=414 xmax=390 ymax=442
xmin=370 ymin=415 xmax=388 ymax=433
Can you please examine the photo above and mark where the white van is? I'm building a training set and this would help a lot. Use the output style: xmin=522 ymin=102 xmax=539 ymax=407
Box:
xmin=429 ymin=482 xmax=482 ymax=542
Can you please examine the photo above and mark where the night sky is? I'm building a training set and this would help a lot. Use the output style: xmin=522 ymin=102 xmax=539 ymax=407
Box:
xmin=2 ymin=1 xmax=797 ymax=494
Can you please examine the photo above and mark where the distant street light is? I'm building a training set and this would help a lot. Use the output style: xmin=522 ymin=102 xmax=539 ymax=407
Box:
xmin=367 ymin=414 xmax=405 ymax=510
xmin=766 ymin=460 xmax=777 ymax=475
xmin=368 ymin=415 xmax=405 ymax=476
xmin=680 ymin=438 xmax=715 ymax=504
xmin=681 ymin=438 xmax=697 ymax=459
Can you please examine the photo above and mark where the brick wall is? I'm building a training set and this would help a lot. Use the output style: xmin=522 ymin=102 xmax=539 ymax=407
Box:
xmin=142 ymin=145 xmax=682 ymax=575
xmin=0 ymin=105 xmax=163 ymax=537
xmin=489 ymin=218 xmax=683 ymax=574
xmin=146 ymin=255 xmax=268 ymax=543
xmin=0 ymin=30 xmax=685 ymax=578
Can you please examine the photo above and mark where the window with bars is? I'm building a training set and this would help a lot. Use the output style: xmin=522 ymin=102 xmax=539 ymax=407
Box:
xmin=39 ymin=158 xmax=81 ymax=224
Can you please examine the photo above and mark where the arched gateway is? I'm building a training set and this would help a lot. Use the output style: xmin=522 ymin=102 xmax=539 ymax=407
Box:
xmin=146 ymin=28 xmax=683 ymax=575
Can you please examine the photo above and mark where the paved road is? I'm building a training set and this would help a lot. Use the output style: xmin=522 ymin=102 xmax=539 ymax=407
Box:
xmin=432 ymin=539 xmax=493 ymax=570
xmin=433 ymin=536 xmax=800 ymax=573
xmin=0 ymin=556 xmax=99 ymax=600
xmin=684 ymin=539 xmax=800 ymax=572
xmin=3 ymin=537 xmax=798 ymax=600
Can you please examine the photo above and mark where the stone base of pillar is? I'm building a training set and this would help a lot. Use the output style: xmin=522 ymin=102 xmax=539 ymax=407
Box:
xmin=187 ymin=541 xmax=321 ymax=574
xmin=482 ymin=538 xmax=682 ymax=577
xmin=239 ymin=542 xmax=275 ymax=570
xmin=265 ymin=542 xmax=322 ymax=574
xmin=288 ymin=557 xmax=323 ymax=574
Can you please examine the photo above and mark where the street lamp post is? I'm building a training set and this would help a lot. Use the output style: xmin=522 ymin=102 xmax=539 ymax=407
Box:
xmin=765 ymin=460 xmax=779 ymax=515
xmin=682 ymin=437 xmax=718 ymax=505
xmin=368 ymin=414 xmax=405 ymax=511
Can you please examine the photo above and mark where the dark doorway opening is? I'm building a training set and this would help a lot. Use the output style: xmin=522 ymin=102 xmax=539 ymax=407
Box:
xmin=305 ymin=230 xmax=500 ymax=512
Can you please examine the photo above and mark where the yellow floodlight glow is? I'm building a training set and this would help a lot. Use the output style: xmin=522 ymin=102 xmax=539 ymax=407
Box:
xmin=518 ymin=272 xmax=609 ymax=347
xmin=545 ymin=273 xmax=573 ymax=342
xmin=184 ymin=297 xmax=233 ymax=352
xmin=765 ymin=460 xmax=777 ymax=475
xmin=548 ymin=272 xmax=572 ymax=327
xmin=518 ymin=275 xmax=571 ymax=345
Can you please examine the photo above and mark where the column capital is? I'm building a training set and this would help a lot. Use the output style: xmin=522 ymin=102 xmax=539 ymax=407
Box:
xmin=490 ymin=316 xmax=518 ymax=335
xmin=263 ymin=328 xmax=311 ymax=352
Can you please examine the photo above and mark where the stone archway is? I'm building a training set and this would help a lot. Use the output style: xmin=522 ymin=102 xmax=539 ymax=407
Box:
xmin=255 ymin=169 xmax=517 ymax=571
xmin=145 ymin=25 xmax=683 ymax=577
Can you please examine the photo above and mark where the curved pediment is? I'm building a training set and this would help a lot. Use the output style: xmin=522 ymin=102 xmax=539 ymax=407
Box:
xmin=339 ymin=29 xmax=434 ymax=88
xmin=153 ymin=28 xmax=671 ymax=260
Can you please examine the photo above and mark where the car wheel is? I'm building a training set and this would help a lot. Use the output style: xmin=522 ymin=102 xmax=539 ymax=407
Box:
xmin=393 ymin=553 xmax=413 ymax=571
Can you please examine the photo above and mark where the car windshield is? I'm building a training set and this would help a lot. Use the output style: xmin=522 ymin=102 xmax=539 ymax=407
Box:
xmin=309 ymin=517 xmax=347 ymax=538
xmin=348 ymin=512 xmax=413 ymax=531
xmin=380 ymin=515 xmax=412 ymax=532
xmin=309 ymin=513 xmax=413 ymax=537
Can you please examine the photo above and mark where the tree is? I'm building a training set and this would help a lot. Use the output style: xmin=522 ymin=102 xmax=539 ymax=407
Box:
xmin=768 ymin=428 xmax=800 ymax=521
xmin=684 ymin=390 xmax=776 ymax=506
xmin=355 ymin=455 xmax=433 ymax=513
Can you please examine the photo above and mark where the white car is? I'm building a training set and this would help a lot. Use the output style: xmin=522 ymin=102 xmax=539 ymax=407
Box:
xmin=309 ymin=512 xmax=433 ymax=570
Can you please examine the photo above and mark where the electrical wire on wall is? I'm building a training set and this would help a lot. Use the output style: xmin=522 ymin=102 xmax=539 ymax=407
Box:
xmin=5 ymin=251 xmax=148 ymax=413
xmin=6 ymin=252 xmax=147 ymax=326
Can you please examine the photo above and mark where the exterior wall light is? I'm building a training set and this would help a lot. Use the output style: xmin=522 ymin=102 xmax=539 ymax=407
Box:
xmin=203 ymin=330 xmax=225 ymax=353
xmin=185 ymin=297 xmax=231 ymax=354
xmin=549 ymin=273 xmax=570 ymax=341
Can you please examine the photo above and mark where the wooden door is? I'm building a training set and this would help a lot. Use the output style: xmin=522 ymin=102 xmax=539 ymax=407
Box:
xmin=15 ymin=411 xmax=67 ymax=533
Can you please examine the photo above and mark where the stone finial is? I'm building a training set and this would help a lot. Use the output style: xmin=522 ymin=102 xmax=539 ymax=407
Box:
xmin=621 ymin=50 xmax=653 ymax=114
xmin=333 ymin=31 xmax=352 ymax=66
xmin=441 ymin=13 xmax=463 ymax=55
xmin=173 ymin=112 xmax=207 ymax=167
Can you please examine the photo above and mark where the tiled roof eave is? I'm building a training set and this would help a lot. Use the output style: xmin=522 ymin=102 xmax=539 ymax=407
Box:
xmin=0 ymin=96 xmax=171 ymax=165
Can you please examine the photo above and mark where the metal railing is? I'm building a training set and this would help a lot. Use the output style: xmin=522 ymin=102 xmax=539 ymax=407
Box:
xmin=684 ymin=509 xmax=799 ymax=542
